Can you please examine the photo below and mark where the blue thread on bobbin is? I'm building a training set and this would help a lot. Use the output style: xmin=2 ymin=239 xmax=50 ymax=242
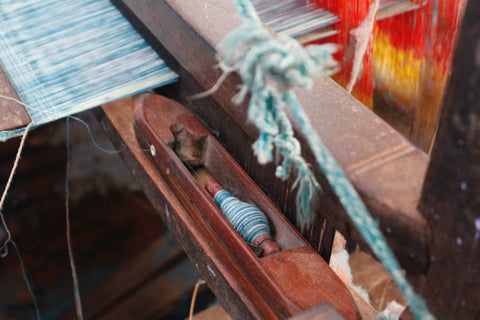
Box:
xmin=213 ymin=190 xmax=270 ymax=244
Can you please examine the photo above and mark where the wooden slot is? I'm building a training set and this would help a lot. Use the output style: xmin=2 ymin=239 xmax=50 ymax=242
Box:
xmin=133 ymin=92 xmax=359 ymax=320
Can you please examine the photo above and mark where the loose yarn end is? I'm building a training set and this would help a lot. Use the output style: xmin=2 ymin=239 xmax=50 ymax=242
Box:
xmin=216 ymin=13 xmax=338 ymax=231
xmin=218 ymin=1 xmax=436 ymax=319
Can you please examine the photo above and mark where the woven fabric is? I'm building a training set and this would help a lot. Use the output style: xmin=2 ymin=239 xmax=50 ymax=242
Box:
xmin=0 ymin=0 xmax=177 ymax=141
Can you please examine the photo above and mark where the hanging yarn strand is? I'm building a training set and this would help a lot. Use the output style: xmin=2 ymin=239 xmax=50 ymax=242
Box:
xmin=0 ymin=117 xmax=42 ymax=320
xmin=63 ymin=115 xmax=151 ymax=320
xmin=217 ymin=0 xmax=338 ymax=230
xmin=0 ymin=122 xmax=33 ymax=254
xmin=346 ymin=0 xmax=380 ymax=93
xmin=218 ymin=1 xmax=435 ymax=319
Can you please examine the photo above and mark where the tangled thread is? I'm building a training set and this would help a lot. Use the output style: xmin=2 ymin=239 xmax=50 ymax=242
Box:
xmin=217 ymin=21 xmax=338 ymax=230
xmin=214 ymin=1 xmax=436 ymax=319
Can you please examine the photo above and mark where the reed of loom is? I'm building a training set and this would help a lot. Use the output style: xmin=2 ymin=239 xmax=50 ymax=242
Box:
xmin=373 ymin=0 xmax=466 ymax=150
xmin=251 ymin=0 xmax=464 ymax=150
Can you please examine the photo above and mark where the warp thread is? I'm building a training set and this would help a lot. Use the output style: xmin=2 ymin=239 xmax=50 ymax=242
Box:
xmin=220 ymin=1 xmax=435 ymax=319
xmin=0 ymin=0 xmax=177 ymax=141
xmin=214 ymin=0 xmax=338 ymax=231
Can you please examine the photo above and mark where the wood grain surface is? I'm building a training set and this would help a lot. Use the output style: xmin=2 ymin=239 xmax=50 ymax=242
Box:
xmin=0 ymin=67 xmax=30 ymax=131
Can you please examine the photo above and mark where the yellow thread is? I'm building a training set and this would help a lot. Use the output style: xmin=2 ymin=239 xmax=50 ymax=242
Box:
xmin=373 ymin=30 xmax=424 ymax=105
xmin=189 ymin=279 xmax=206 ymax=320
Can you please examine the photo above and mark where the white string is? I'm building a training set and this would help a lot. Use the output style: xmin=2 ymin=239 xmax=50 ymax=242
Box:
xmin=0 ymin=121 xmax=33 ymax=256
xmin=189 ymin=64 xmax=240 ymax=100
xmin=346 ymin=0 xmax=380 ymax=93
xmin=0 ymin=94 xmax=31 ymax=110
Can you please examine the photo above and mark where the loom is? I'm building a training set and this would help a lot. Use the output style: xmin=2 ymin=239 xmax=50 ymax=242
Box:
xmin=0 ymin=0 xmax=476 ymax=319
xmin=0 ymin=0 xmax=177 ymax=140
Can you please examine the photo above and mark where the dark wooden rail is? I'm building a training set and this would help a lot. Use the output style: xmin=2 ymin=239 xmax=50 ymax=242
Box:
xmin=419 ymin=1 xmax=479 ymax=318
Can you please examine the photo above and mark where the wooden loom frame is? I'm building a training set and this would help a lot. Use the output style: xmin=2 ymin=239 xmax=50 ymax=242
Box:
xmin=0 ymin=0 xmax=472 ymax=318
xmin=104 ymin=0 xmax=479 ymax=319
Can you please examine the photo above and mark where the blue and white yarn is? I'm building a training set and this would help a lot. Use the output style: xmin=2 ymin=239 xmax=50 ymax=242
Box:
xmin=217 ymin=3 xmax=338 ymax=231
xmin=219 ymin=1 xmax=435 ymax=319
xmin=213 ymin=189 xmax=270 ymax=244
xmin=0 ymin=0 xmax=177 ymax=141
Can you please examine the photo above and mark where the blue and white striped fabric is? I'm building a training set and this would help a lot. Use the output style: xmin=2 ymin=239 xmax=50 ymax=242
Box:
xmin=0 ymin=0 xmax=178 ymax=141
xmin=213 ymin=189 xmax=271 ymax=244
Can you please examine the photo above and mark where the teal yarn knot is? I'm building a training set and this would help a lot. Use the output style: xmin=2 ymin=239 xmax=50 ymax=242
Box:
xmin=213 ymin=189 xmax=271 ymax=244
xmin=219 ymin=1 xmax=436 ymax=319
xmin=217 ymin=5 xmax=338 ymax=231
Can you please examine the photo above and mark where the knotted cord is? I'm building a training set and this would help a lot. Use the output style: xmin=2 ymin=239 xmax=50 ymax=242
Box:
xmin=218 ymin=1 xmax=435 ymax=319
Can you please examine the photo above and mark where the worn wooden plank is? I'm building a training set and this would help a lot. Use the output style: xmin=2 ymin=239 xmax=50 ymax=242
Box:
xmin=0 ymin=67 xmax=30 ymax=131
xmin=113 ymin=0 xmax=429 ymax=274
xmin=419 ymin=2 xmax=479 ymax=319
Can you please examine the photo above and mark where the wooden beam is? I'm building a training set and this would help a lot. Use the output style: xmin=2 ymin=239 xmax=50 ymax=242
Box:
xmin=419 ymin=2 xmax=479 ymax=319
xmin=114 ymin=0 xmax=430 ymax=274
xmin=95 ymin=256 xmax=197 ymax=320
xmin=0 ymin=67 xmax=30 ymax=131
